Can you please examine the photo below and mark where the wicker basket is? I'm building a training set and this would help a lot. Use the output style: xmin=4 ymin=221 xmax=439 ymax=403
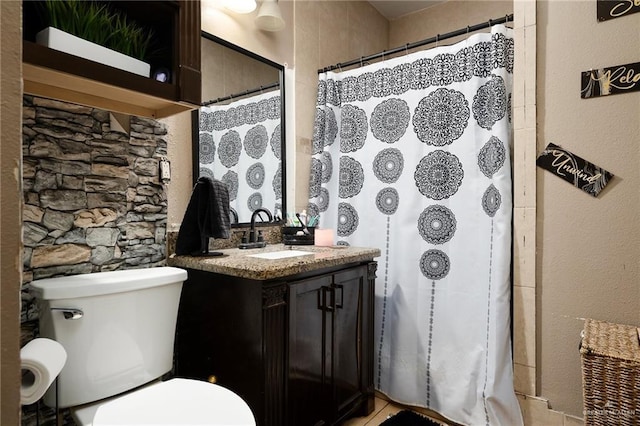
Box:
xmin=580 ymin=318 xmax=640 ymax=425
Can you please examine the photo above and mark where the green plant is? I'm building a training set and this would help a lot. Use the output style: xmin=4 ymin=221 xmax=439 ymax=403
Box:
xmin=39 ymin=0 xmax=154 ymax=62
xmin=110 ymin=11 xmax=154 ymax=60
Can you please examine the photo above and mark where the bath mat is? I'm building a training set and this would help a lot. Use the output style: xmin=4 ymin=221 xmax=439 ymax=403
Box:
xmin=379 ymin=410 xmax=443 ymax=426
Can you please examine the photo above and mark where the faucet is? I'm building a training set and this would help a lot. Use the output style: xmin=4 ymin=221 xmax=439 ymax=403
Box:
xmin=229 ymin=208 xmax=239 ymax=224
xmin=249 ymin=208 xmax=273 ymax=242
xmin=240 ymin=208 xmax=273 ymax=249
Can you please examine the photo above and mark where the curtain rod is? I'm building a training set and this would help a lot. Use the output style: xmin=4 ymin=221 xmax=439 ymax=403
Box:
xmin=201 ymin=81 xmax=280 ymax=106
xmin=318 ymin=14 xmax=514 ymax=74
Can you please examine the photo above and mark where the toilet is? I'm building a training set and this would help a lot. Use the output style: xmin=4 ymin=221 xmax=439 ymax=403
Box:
xmin=30 ymin=267 xmax=255 ymax=426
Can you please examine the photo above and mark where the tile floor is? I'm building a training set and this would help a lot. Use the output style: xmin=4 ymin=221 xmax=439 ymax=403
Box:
xmin=342 ymin=396 xmax=456 ymax=426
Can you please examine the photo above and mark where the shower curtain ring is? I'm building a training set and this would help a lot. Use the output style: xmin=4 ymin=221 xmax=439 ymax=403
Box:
xmin=360 ymin=57 xmax=364 ymax=67
xmin=436 ymin=34 xmax=439 ymax=47
xmin=467 ymin=25 xmax=470 ymax=34
xmin=405 ymin=43 xmax=410 ymax=56
xmin=337 ymin=63 xmax=342 ymax=72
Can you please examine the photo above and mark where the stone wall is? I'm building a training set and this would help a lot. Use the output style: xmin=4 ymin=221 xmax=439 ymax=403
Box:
xmin=21 ymin=96 xmax=168 ymax=425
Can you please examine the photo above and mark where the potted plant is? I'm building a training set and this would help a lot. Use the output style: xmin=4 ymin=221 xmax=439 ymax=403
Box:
xmin=36 ymin=0 xmax=154 ymax=77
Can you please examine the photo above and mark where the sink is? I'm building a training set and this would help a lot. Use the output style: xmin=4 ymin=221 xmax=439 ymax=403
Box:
xmin=247 ymin=250 xmax=314 ymax=260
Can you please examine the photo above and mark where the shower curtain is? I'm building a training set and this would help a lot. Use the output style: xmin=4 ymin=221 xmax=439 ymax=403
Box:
xmin=309 ymin=25 xmax=522 ymax=425
xmin=198 ymin=90 xmax=282 ymax=223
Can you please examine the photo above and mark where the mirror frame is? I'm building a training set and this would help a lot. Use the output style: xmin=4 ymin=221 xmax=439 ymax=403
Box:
xmin=192 ymin=31 xmax=286 ymax=227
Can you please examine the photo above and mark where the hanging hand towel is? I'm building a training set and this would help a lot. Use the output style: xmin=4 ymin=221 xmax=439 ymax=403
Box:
xmin=176 ymin=177 xmax=230 ymax=255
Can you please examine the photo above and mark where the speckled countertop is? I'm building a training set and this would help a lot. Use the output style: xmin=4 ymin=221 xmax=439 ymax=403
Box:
xmin=168 ymin=244 xmax=381 ymax=280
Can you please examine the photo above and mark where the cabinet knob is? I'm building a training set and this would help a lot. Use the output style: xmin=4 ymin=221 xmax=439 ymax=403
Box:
xmin=208 ymin=375 xmax=218 ymax=384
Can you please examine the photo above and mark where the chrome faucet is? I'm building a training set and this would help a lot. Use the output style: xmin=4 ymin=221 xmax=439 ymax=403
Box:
xmin=239 ymin=208 xmax=273 ymax=249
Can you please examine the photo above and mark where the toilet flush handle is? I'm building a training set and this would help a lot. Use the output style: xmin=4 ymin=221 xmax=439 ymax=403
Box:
xmin=50 ymin=308 xmax=84 ymax=320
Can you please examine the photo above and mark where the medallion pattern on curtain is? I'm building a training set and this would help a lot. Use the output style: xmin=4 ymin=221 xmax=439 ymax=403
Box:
xmin=199 ymin=91 xmax=282 ymax=223
xmin=309 ymin=26 xmax=522 ymax=426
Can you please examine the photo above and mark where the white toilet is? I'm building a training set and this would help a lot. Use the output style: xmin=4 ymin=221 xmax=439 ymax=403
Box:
xmin=30 ymin=266 xmax=256 ymax=426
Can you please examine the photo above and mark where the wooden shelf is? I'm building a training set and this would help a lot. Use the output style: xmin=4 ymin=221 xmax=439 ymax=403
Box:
xmin=23 ymin=40 xmax=197 ymax=119
xmin=22 ymin=1 xmax=201 ymax=119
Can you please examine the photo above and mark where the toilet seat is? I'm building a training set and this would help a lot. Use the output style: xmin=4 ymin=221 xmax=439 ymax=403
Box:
xmin=82 ymin=378 xmax=255 ymax=426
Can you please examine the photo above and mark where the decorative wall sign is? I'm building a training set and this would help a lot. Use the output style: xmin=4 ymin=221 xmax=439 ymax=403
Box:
xmin=581 ymin=61 xmax=640 ymax=98
xmin=597 ymin=0 xmax=640 ymax=21
xmin=536 ymin=143 xmax=613 ymax=197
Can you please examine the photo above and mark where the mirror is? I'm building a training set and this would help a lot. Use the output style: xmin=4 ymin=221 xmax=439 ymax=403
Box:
xmin=192 ymin=31 xmax=285 ymax=226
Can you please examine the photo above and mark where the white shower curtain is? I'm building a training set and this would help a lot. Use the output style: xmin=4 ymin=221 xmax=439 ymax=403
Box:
xmin=198 ymin=90 xmax=282 ymax=223
xmin=309 ymin=25 xmax=522 ymax=425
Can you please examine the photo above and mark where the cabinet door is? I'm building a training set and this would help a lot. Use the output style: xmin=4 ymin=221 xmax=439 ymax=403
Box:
xmin=332 ymin=266 xmax=365 ymax=420
xmin=288 ymin=274 xmax=333 ymax=426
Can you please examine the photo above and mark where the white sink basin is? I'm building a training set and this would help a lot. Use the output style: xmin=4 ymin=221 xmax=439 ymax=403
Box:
xmin=247 ymin=250 xmax=314 ymax=260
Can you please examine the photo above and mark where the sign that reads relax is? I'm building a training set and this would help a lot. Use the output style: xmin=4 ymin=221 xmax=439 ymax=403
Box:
xmin=536 ymin=143 xmax=613 ymax=198
xmin=597 ymin=0 xmax=640 ymax=21
xmin=581 ymin=61 xmax=640 ymax=99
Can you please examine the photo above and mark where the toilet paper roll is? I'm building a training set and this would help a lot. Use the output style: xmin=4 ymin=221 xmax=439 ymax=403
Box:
xmin=20 ymin=338 xmax=67 ymax=405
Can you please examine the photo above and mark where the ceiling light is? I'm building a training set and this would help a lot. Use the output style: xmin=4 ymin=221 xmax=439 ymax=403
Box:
xmin=225 ymin=0 xmax=257 ymax=14
xmin=255 ymin=0 xmax=285 ymax=32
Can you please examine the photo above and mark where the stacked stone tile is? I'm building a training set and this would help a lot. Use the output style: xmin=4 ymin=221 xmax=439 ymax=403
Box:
xmin=21 ymin=95 xmax=168 ymax=323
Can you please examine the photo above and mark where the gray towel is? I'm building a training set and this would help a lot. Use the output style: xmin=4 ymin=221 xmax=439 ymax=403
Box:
xmin=175 ymin=177 xmax=230 ymax=255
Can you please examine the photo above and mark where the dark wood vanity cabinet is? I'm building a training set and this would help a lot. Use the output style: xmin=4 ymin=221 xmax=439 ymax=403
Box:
xmin=174 ymin=262 xmax=377 ymax=426
xmin=288 ymin=265 xmax=377 ymax=425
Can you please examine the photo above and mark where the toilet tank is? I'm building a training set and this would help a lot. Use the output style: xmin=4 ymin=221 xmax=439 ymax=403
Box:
xmin=30 ymin=267 xmax=188 ymax=409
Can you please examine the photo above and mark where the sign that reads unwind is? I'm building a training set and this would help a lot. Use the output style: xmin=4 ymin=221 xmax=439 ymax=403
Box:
xmin=581 ymin=61 xmax=640 ymax=99
xmin=536 ymin=143 xmax=613 ymax=197
xmin=597 ymin=0 xmax=640 ymax=21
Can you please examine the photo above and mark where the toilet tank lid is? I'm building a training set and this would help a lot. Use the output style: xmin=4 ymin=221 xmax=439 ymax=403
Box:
xmin=30 ymin=267 xmax=188 ymax=300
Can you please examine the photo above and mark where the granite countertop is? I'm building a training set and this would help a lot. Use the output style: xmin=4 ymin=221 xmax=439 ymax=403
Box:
xmin=168 ymin=244 xmax=381 ymax=280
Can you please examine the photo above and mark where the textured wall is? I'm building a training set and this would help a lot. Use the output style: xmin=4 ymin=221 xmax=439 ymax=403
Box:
xmin=22 ymin=96 xmax=168 ymax=283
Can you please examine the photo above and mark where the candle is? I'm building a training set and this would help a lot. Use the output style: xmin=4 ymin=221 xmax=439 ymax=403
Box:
xmin=314 ymin=228 xmax=334 ymax=246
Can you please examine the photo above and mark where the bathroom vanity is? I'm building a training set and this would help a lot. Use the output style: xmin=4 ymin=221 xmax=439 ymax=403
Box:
xmin=169 ymin=244 xmax=380 ymax=426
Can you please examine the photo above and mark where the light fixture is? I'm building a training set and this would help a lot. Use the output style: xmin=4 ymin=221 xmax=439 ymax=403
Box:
xmin=255 ymin=0 xmax=285 ymax=32
xmin=153 ymin=67 xmax=171 ymax=83
xmin=224 ymin=0 xmax=256 ymax=14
